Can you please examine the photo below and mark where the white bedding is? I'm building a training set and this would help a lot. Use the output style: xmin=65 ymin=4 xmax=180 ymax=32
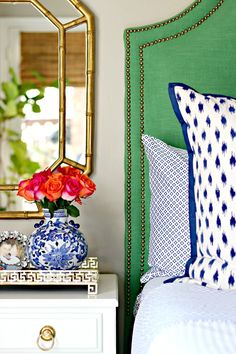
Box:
xmin=134 ymin=277 xmax=168 ymax=315
xmin=131 ymin=280 xmax=236 ymax=354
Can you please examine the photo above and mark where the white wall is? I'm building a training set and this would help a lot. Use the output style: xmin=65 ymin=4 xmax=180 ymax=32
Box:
xmin=0 ymin=0 xmax=193 ymax=352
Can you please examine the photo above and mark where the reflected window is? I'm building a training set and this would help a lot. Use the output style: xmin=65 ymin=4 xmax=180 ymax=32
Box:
xmin=22 ymin=85 xmax=86 ymax=168
xmin=21 ymin=87 xmax=59 ymax=169
xmin=20 ymin=30 xmax=87 ymax=170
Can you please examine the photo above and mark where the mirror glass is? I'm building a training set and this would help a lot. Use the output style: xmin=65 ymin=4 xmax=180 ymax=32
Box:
xmin=0 ymin=3 xmax=59 ymax=212
xmin=37 ymin=0 xmax=83 ymax=23
xmin=0 ymin=0 xmax=95 ymax=217
xmin=65 ymin=25 xmax=87 ymax=166
xmin=0 ymin=190 xmax=38 ymax=213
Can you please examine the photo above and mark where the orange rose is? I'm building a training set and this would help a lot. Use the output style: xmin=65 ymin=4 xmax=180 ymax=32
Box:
xmin=17 ymin=179 xmax=35 ymax=201
xmin=79 ymin=174 xmax=96 ymax=198
xmin=40 ymin=173 xmax=64 ymax=202
xmin=57 ymin=166 xmax=82 ymax=179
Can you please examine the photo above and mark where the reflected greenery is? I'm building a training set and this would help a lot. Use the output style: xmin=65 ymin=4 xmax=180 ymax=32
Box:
xmin=0 ymin=68 xmax=46 ymax=209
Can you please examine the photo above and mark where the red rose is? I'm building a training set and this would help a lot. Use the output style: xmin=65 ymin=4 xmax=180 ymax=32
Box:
xmin=62 ymin=176 xmax=83 ymax=201
xmin=26 ymin=169 xmax=52 ymax=200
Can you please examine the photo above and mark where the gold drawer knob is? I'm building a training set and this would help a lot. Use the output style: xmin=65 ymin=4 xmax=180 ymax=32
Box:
xmin=37 ymin=325 xmax=56 ymax=351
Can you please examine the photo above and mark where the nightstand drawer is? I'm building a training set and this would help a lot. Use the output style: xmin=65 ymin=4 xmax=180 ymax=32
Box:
xmin=0 ymin=309 xmax=105 ymax=353
xmin=0 ymin=274 xmax=118 ymax=354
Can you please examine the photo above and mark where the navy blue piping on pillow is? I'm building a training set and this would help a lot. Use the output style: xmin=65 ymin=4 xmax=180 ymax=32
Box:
xmin=168 ymin=82 xmax=198 ymax=279
xmin=164 ymin=83 xmax=236 ymax=285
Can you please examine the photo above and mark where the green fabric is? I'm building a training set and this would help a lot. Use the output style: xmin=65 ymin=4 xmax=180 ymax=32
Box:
xmin=124 ymin=0 xmax=236 ymax=352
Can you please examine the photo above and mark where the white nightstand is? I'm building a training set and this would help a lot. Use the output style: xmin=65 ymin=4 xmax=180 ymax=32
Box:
xmin=0 ymin=274 xmax=118 ymax=354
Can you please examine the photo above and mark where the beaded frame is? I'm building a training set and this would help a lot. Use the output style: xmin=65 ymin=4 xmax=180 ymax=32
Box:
xmin=0 ymin=231 xmax=28 ymax=269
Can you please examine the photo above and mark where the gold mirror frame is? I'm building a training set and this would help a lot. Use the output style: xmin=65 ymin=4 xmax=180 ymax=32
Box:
xmin=0 ymin=0 xmax=95 ymax=219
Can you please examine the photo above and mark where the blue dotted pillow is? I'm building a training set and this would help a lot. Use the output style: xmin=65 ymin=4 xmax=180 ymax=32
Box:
xmin=169 ymin=83 xmax=236 ymax=289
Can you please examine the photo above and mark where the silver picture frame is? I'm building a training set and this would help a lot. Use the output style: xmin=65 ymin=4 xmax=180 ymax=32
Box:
xmin=0 ymin=231 xmax=28 ymax=270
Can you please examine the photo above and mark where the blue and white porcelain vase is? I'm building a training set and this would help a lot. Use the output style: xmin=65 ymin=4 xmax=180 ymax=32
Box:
xmin=28 ymin=209 xmax=88 ymax=270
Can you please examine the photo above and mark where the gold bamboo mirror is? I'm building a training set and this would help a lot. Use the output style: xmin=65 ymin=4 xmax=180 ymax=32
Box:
xmin=0 ymin=0 xmax=95 ymax=218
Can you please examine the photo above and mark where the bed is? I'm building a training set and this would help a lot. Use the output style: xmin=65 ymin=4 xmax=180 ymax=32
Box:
xmin=124 ymin=0 xmax=236 ymax=352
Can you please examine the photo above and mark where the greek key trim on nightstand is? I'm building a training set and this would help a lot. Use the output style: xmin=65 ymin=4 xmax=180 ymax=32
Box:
xmin=0 ymin=257 xmax=99 ymax=294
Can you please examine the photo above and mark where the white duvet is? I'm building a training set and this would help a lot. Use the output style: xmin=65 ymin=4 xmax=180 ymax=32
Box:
xmin=131 ymin=281 xmax=236 ymax=354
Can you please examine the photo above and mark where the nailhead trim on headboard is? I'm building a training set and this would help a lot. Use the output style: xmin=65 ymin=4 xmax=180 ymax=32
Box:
xmin=139 ymin=0 xmax=224 ymax=296
xmin=125 ymin=0 xmax=224 ymax=317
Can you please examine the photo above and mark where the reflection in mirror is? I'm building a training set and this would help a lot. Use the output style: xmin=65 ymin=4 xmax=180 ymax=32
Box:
xmin=65 ymin=25 xmax=87 ymax=166
xmin=38 ymin=0 xmax=83 ymax=23
xmin=20 ymin=31 xmax=59 ymax=171
xmin=0 ymin=3 xmax=39 ymax=17
xmin=0 ymin=0 xmax=95 ymax=218
xmin=0 ymin=6 xmax=59 ymax=188
xmin=0 ymin=190 xmax=38 ymax=213
xmin=22 ymin=86 xmax=59 ymax=170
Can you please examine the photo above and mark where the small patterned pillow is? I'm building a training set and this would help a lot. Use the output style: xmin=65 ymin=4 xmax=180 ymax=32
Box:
xmin=141 ymin=135 xmax=191 ymax=283
xmin=169 ymin=83 xmax=236 ymax=289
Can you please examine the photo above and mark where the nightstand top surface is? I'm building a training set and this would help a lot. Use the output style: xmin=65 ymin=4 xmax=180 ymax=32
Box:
xmin=0 ymin=274 xmax=118 ymax=307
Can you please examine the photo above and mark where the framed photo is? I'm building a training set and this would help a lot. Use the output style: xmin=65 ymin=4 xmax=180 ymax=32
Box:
xmin=0 ymin=231 xmax=28 ymax=270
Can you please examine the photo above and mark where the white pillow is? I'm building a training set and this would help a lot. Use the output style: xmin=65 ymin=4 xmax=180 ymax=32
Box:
xmin=141 ymin=135 xmax=191 ymax=283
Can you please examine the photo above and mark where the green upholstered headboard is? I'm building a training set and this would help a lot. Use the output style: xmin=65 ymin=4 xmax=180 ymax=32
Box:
xmin=124 ymin=0 xmax=236 ymax=351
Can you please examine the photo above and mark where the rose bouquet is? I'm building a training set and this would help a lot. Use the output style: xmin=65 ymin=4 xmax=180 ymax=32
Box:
xmin=17 ymin=166 xmax=96 ymax=217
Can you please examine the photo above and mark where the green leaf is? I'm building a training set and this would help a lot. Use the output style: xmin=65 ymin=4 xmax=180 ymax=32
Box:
xmin=2 ymin=81 xmax=19 ymax=100
xmin=16 ymin=101 xmax=26 ymax=117
xmin=24 ymin=160 xmax=40 ymax=175
xmin=4 ymin=100 xmax=18 ymax=118
xmin=40 ymin=199 xmax=48 ymax=209
xmin=57 ymin=198 xmax=65 ymax=209
xmin=0 ymin=109 xmax=4 ymax=122
xmin=34 ymin=92 xmax=44 ymax=101
xmin=32 ymin=71 xmax=46 ymax=85
xmin=9 ymin=139 xmax=40 ymax=176
xmin=5 ymin=129 xmax=20 ymax=138
xmin=48 ymin=202 xmax=56 ymax=218
xmin=10 ymin=155 xmax=40 ymax=176
xmin=32 ymin=103 xmax=41 ymax=113
xmin=19 ymin=82 xmax=36 ymax=96
xmin=17 ymin=101 xmax=25 ymax=109
xmin=9 ymin=67 xmax=19 ymax=86
xmin=9 ymin=139 xmax=27 ymax=154
xmin=67 ymin=205 xmax=80 ymax=217
xmin=50 ymin=80 xmax=59 ymax=88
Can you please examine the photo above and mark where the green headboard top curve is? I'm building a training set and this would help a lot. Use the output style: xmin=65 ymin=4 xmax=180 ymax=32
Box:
xmin=124 ymin=0 xmax=236 ymax=352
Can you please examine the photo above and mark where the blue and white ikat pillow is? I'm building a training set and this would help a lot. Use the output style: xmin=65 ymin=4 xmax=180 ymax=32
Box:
xmin=169 ymin=83 xmax=236 ymax=290
xmin=141 ymin=135 xmax=191 ymax=283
